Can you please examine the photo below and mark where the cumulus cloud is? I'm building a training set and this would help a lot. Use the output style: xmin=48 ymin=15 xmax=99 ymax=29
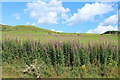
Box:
xmin=76 ymin=31 xmax=82 ymax=33
xmin=26 ymin=22 xmax=36 ymax=26
xmin=87 ymin=25 xmax=118 ymax=34
xmin=31 ymin=22 xmax=36 ymax=26
xmin=13 ymin=13 xmax=20 ymax=20
xmin=61 ymin=13 xmax=68 ymax=20
xmin=87 ymin=14 xmax=118 ymax=34
xmin=26 ymin=22 xmax=30 ymax=25
xmin=66 ymin=2 xmax=114 ymax=26
xmin=51 ymin=29 xmax=63 ymax=33
xmin=25 ymin=0 xmax=70 ymax=25
xmin=100 ymin=14 xmax=118 ymax=26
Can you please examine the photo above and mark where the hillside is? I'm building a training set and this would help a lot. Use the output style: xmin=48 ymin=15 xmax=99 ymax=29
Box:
xmin=1 ymin=24 xmax=119 ymax=35
xmin=1 ymin=24 xmax=54 ymax=33
xmin=102 ymin=31 xmax=120 ymax=35
xmin=2 ymin=25 xmax=119 ymax=78
xmin=0 ymin=24 xmax=12 ymax=31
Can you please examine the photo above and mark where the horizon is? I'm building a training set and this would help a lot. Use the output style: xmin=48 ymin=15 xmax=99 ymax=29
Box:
xmin=1 ymin=0 xmax=119 ymax=34
xmin=1 ymin=24 xmax=119 ymax=34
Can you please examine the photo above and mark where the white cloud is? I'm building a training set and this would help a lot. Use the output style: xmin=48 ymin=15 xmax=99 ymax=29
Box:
xmin=31 ymin=22 xmax=36 ymax=26
xmin=76 ymin=31 xmax=82 ymax=33
xmin=13 ymin=13 xmax=20 ymax=20
xmin=25 ymin=0 xmax=70 ymax=25
xmin=87 ymin=25 xmax=118 ymax=34
xmin=51 ymin=29 xmax=63 ymax=33
xmin=56 ymin=30 xmax=63 ymax=33
xmin=61 ymin=13 xmax=68 ymax=20
xmin=66 ymin=3 xmax=114 ymax=26
xmin=26 ymin=22 xmax=36 ymax=26
xmin=26 ymin=22 xmax=30 ymax=25
xmin=51 ymin=29 xmax=55 ymax=31
xmin=100 ymin=14 xmax=118 ymax=26
xmin=87 ymin=14 xmax=118 ymax=34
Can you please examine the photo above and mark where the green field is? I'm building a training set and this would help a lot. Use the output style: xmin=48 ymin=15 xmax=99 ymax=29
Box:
xmin=1 ymin=25 xmax=119 ymax=78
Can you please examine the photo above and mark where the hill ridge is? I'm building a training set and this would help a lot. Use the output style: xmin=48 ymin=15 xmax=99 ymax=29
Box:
xmin=1 ymin=24 xmax=54 ymax=33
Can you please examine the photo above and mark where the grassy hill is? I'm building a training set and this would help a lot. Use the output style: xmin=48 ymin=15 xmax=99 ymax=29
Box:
xmin=2 ymin=24 xmax=119 ymax=78
xmin=1 ymin=24 xmax=54 ymax=33
xmin=0 ymin=24 xmax=12 ymax=31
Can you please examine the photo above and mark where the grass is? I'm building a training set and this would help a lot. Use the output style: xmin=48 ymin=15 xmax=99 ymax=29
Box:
xmin=2 ymin=59 xmax=119 ymax=78
xmin=2 ymin=30 xmax=118 ymax=45
xmin=3 ymin=62 xmax=33 ymax=78
xmin=1 ymin=25 xmax=119 ymax=78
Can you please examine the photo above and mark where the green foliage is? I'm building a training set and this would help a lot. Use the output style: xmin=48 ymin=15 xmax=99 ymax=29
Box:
xmin=0 ymin=24 xmax=12 ymax=31
xmin=22 ymin=59 xmax=55 ymax=78
xmin=3 ymin=39 xmax=119 ymax=65
xmin=1 ymin=24 xmax=119 ymax=78
xmin=102 ymin=31 xmax=120 ymax=34
xmin=2 ymin=39 xmax=119 ymax=77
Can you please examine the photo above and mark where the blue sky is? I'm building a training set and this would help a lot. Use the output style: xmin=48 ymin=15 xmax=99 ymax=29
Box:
xmin=2 ymin=0 xmax=118 ymax=33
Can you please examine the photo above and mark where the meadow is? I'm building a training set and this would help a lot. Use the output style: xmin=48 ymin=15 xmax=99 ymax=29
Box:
xmin=1 ymin=25 xmax=120 ymax=78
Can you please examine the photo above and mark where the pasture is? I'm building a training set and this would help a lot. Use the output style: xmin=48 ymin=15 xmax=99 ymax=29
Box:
xmin=1 ymin=25 xmax=119 ymax=78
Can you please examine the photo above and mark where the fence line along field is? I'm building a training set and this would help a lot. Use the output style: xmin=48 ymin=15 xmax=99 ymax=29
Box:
xmin=1 ymin=24 xmax=120 ymax=78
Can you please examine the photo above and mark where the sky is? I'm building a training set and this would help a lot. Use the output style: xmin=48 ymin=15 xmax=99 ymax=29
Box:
xmin=1 ymin=0 xmax=119 ymax=34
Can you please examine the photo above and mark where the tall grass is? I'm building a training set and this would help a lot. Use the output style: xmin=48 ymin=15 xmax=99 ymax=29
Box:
xmin=2 ymin=37 xmax=119 ymax=78
xmin=2 ymin=38 xmax=119 ymax=67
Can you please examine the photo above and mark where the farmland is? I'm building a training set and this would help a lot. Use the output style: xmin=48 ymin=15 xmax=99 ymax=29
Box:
xmin=1 ymin=25 xmax=120 ymax=78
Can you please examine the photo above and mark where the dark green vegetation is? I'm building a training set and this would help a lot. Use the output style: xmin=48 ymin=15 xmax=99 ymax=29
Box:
xmin=102 ymin=31 xmax=120 ymax=35
xmin=1 ymin=25 xmax=120 ymax=78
